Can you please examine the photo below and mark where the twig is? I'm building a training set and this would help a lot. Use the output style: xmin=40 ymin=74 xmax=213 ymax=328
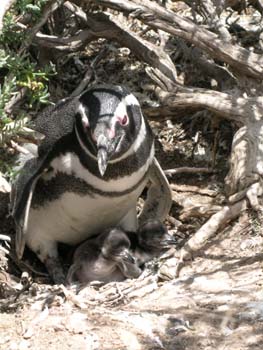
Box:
xmin=19 ymin=0 xmax=65 ymax=54
xmin=164 ymin=167 xmax=214 ymax=176
xmin=8 ymin=253 xmax=49 ymax=277
xmin=45 ymin=4 xmax=178 ymax=82
xmin=70 ymin=47 xmax=109 ymax=97
xmin=70 ymin=67 xmax=92 ymax=97
xmin=92 ymin=0 xmax=263 ymax=79
xmin=0 ymin=174 xmax=11 ymax=193
xmin=4 ymin=88 xmax=28 ymax=115
xmin=179 ymin=204 xmax=222 ymax=220
xmin=159 ymin=199 xmax=247 ymax=279
xmin=152 ymin=66 xmax=263 ymax=124
xmin=100 ymin=275 xmax=158 ymax=306
xmin=0 ymin=246 xmax=9 ymax=255
xmin=170 ymin=184 xmax=218 ymax=197
xmin=60 ymin=284 xmax=97 ymax=307
xmin=175 ymin=199 xmax=247 ymax=276
xmin=34 ymin=30 xmax=94 ymax=52
xmin=10 ymin=140 xmax=30 ymax=155
xmin=63 ymin=1 xmax=88 ymax=21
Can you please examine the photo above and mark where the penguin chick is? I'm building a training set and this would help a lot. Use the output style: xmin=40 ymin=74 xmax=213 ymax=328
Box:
xmin=127 ymin=219 xmax=177 ymax=266
xmin=67 ymin=228 xmax=142 ymax=285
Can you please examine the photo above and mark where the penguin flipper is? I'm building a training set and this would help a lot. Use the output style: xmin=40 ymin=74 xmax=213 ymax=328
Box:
xmin=139 ymin=157 xmax=172 ymax=224
xmin=11 ymin=97 xmax=81 ymax=259
xmin=66 ymin=262 xmax=80 ymax=284
xmin=11 ymin=156 xmax=49 ymax=259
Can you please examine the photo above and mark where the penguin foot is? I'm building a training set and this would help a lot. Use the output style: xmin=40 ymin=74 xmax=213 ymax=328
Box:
xmin=45 ymin=257 xmax=65 ymax=284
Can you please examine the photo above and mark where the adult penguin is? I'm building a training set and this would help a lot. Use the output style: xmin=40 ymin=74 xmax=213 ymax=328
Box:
xmin=11 ymin=85 xmax=171 ymax=283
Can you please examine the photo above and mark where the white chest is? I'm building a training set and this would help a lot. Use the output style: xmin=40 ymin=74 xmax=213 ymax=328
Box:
xmin=27 ymin=152 xmax=152 ymax=246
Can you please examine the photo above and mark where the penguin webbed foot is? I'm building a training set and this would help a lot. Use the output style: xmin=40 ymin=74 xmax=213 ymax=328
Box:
xmin=44 ymin=256 xmax=66 ymax=285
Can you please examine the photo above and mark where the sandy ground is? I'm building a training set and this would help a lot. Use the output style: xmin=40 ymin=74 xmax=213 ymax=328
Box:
xmin=1 ymin=209 xmax=263 ymax=350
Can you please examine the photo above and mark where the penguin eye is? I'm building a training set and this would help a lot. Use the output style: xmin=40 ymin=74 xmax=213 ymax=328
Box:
xmin=120 ymin=115 xmax=128 ymax=126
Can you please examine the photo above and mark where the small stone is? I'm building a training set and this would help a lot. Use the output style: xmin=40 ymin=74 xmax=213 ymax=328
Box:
xmin=19 ymin=339 xmax=30 ymax=350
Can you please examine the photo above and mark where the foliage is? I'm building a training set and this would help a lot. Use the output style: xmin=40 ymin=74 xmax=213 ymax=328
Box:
xmin=0 ymin=0 xmax=55 ymax=177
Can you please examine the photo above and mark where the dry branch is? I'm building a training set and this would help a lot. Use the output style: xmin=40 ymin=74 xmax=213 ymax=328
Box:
xmin=149 ymin=68 xmax=263 ymax=124
xmin=159 ymin=199 xmax=247 ymax=278
xmin=85 ymin=12 xmax=177 ymax=82
xmin=179 ymin=203 xmax=223 ymax=221
xmin=225 ymin=122 xmax=263 ymax=195
xmin=20 ymin=0 xmax=66 ymax=53
xmin=183 ymin=0 xmax=231 ymax=40
xmin=164 ymin=167 xmax=214 ymax=176
xmin=93 ymin=0 xmax=263 ymax=79
xmin=65 ymin=1 xmax=177 ymax=82
xmin=178 ymin=199 xmax=247 ymax=264
xmin=146 ymin=65 xmax=263 ymax=199
xmin=34 ymin=30 xmax=95 ymax=52
xmin=4 ymin=87 xmax=28 ymax=115
xmin=156 ymin=88 xmax=249 ymax=122
xmin=170 ymin=184 xmax=218 ymax=197
xmin=35 ymin=9 xmax=177 ymax=82
xmin=175 ymin=43 xmax=237 ymax=89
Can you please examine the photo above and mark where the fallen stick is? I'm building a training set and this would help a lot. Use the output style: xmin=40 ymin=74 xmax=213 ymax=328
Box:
xmin=175 ymin=199 xmax=247 ymax=276
xmin=159 ymin=199 xmax=247 ymax=279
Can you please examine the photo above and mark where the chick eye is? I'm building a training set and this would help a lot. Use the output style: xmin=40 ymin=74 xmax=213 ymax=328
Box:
xmin=121 ymin=115 xmax=128 ymax=126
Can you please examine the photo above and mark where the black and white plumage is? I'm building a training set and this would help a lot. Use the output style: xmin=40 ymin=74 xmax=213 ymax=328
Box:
xmin=127 ymin=219 xmax=177 ymax=267
xmin=66 ymin=227 xmax=142 ymax=284
xmin=11 ymin=84 xmax=171 ymax=283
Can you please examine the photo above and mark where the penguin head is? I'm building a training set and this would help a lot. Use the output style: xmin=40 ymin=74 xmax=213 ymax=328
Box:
xmin=101 ymin=228 xmax=135 ymax=264
xmin=76 ymin=85 xmax=145 ymax=176
xmin=138 ymin=219 xmax=177 ymax=251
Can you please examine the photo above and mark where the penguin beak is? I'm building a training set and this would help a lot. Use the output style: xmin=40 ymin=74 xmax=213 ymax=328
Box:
xmin=96 ymin=134 xmax=109 ymax=177
xmin=97 ymin=147 xmax=108 ymax=177
xmin=94 ymin=122 xmax=122 ymax=176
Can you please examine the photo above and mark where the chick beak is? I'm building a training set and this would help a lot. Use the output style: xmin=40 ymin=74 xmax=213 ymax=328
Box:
xmin=118 ymin=249 xmax=136 ymax=264
xmin=161 ymin=235 xmax=178 ymax=248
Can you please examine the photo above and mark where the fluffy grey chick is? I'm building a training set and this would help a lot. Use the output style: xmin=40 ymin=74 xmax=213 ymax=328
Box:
xmin=127 ymin=219 xmax=177 ymax=267
xmin=67 ymin=228 xmax=142 ymax=284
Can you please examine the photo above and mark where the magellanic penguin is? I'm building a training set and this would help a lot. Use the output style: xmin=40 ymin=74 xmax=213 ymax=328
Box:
xmin=66 ymin=227 xmax=142 ymax=284
xmin=11 ymin=85 xmax=172 ymax=283
xmin=127 ymin=219 xmax=177 ymax=267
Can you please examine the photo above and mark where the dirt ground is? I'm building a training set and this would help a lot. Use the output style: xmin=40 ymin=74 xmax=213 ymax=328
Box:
xmin=0 ymin=211 xmax=263 ymax=350
xmin=1 ymin=115 xmax=263 ymax=350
